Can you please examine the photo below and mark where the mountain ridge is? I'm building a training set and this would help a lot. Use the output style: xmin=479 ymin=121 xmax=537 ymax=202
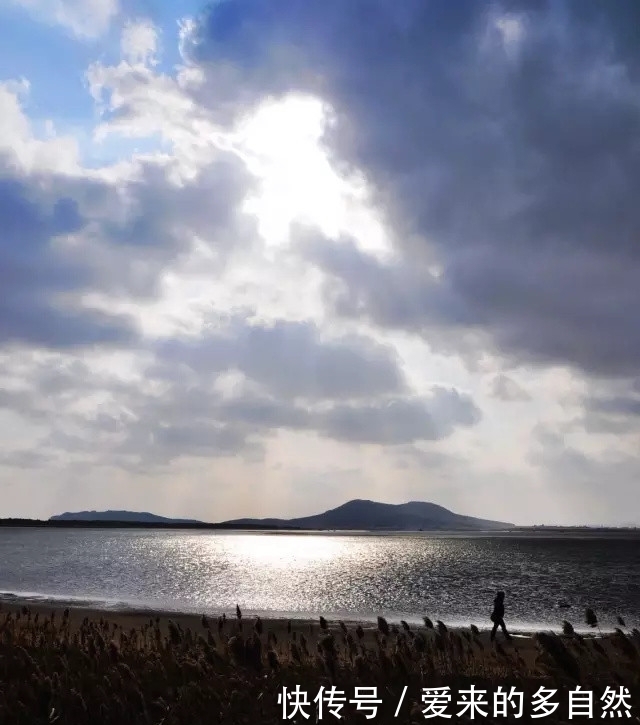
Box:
xmin=223 ymin=498 xmax=514 ymax=531
xmin=50 ymin=510 xmax=203 ymax=524
xmin=50 ymin=500 xmax=515 ymax=530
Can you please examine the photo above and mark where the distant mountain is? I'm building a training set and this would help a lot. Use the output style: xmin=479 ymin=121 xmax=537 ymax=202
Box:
xmin=49 ymin=501 xmax=514 ymax=530
xmin=49 ymin=510 xmax=204 ymax=524
xmin=223 ymin=499 xmax=514 ymax=531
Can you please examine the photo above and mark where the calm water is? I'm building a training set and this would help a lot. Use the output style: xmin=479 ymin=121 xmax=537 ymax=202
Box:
xmin=0 ymin=528 xmax=638 ymax=631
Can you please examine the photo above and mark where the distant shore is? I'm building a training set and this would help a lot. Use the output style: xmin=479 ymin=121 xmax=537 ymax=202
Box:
xmin=0 ymin=518 xmax=297 ymax=530
xmin=1 ymin=518 xmax=639 ymax=537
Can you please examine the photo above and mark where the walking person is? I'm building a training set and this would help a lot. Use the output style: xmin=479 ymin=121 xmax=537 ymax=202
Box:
xmin=490 ymin=590 xmax=512 ymax=641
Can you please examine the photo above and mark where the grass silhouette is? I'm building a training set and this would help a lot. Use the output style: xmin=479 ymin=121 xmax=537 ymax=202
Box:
xmin=0 ymin=604 xmax=637 ymax=723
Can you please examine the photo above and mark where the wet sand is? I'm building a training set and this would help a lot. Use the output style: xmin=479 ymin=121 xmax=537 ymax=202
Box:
xmin=0 ymin=596 xmax=583 ymax=668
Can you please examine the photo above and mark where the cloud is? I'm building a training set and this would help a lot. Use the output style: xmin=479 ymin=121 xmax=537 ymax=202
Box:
xmin=4 ymin=0 xmax=640 ymax=524
xmin=0 ymin=150 xmax=253 ymax=347
xmin=529 ymin=421 xmax=640 ymax=524
xmin=120 ymin=18 xmax=159 ymax=66
xmin=392 ymin=444 xmax=464 ymax=472
xmin=315 ymin=388 xmax=481 ymax=445
xmin=155 ymin=318 xmax=407 ymax=400
xmin=0 ymin=73 xmax=258 ymax=346
xmin=0 ymin=319 xmax=482 ymax=478
xmin=82 ymin=154 xmax=258 ymax=292
xmin=8 ymin=0 xmax=119 ymax=39
xmin=0 ymin=80 xmax=80 ymax=174
xmin=0 ymin=175 xmax=136 ymax=347
xmin=579 ymin=383 xmax=640 ymax=434
xmin=585 ymin=393 xmax=640 ymax=419
xmin=190 ymin=0 xmax=640 ymax=379
xmin=85 ymin=48 xmax=219 ymax=162
xmin=490 ymin=374 xmax=531 ymax=402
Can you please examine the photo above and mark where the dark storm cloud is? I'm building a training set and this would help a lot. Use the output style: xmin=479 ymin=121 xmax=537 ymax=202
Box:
xmin=190 ymin=0 xmax=640 ymax=377
xmin=579 ymin=387 xmax=640 ymax=434
xmin=52 ymin=151 xmax=258 ymax=299
xmin=216 ymin=394 xmax=310 ymax=430
xmin=98 ymin=154 xmax=255 ymax=255
xmin=585 ymin=395 xmax=640 ymax=419
xmin=122 ymin=377 xmax=479 ymax=450
xmin=148 ymin=422 xmax=259 ymax=460
xmin=0 ymin=337 xmax=481 ymax=471
xmin=0 ymin=359 xmax=264 ymax=469
xmin=490 ymin=374 xmax=531 ymax=402
xmin=131 ymin=351 xmax=480 ymax=448
xmin=83 ymin=384 xmax=479 ymax=455
xmin=314 ymin=387 xmax=481 ymax=444
xmin=0 ymin=175 xmax=136 ymax=347
xmin=155 ymin=318 xmax=407 ymax=400
xmin=0 ymin=144 xmax=256 ymax=346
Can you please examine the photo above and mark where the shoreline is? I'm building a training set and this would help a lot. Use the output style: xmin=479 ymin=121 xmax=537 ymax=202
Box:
xmin=0 ymin=597 xmax=547 ymax=672
xmin=0 ymin=594 xmax=619 ymax=639
xmin=2 ymin=520 xmax=640 ymax=537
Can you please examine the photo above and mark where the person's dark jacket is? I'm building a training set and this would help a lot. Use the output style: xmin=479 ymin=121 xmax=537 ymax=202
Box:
xmin=491 ymin=597 xmax=505 ymax=622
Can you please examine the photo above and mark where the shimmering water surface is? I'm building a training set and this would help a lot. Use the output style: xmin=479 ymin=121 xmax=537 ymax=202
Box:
xmin=0 ymin=529 xmax=638 ymax=631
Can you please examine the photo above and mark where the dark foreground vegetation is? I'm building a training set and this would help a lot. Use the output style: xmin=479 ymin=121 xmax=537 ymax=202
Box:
xmin=0 ymin=605 xmax=638 ymax=724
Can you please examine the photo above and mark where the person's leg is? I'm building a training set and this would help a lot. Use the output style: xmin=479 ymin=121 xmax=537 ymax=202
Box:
xmin=500 ymin=619 xmax=512 ymax=640
xmin=490 ymin=621 xmax=498 ymax=640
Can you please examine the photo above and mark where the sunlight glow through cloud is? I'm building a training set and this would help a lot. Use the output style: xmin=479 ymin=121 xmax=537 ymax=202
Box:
xmin=236 ymin=95 xmax=391 ymax=257
xmin=1 ymin=1 xmax=638 ymax=526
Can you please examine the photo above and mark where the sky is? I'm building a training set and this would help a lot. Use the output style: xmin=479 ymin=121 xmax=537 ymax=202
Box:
xmin=1 ymin=0 xmax=639 ymax=526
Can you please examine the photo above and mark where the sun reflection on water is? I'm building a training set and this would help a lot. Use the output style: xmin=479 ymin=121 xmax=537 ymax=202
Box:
xmin=1 ymin=530 xmax=637 ymax=629
xmin=217 ymin=533 xmax=350 ymax=569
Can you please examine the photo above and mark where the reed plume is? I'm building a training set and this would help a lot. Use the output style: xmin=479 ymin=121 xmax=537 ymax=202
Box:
xmin=0 ymin=604 xmax=636 ymax=724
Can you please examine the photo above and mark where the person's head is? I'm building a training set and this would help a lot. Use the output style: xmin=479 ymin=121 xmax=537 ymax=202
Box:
xmin=496 ymin=591 xmax=505 ymax=600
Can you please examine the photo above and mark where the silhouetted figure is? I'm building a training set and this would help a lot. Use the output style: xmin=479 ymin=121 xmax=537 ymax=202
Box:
xmin=490 ymin=591 xmax=512 ymax=641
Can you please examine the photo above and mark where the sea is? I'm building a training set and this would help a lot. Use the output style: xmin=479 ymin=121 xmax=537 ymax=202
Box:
xmin=0 ymin=528 xmax=638 ymax=632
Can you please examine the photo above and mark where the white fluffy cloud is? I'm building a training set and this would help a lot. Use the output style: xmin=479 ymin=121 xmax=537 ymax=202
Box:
xmin=8 ymin=0 xmax=119 ymax=38
xmin=120 ymin=18 xmax=159 ymax=66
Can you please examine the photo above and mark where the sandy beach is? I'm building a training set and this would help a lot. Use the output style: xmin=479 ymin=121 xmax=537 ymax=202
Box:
xmin=0 ymin=596 xmax=629 ymax=670
xmin=0 ymin=596 xmax=542 ymax=657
